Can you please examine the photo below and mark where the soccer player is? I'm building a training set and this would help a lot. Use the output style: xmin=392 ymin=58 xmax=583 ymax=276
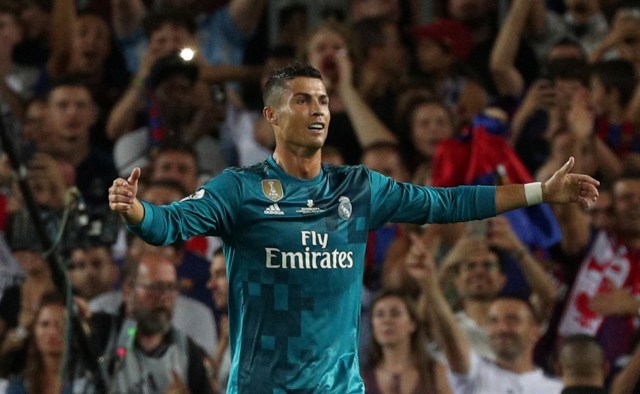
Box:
xmin=108 ymin=63 xmax=599 ymax=393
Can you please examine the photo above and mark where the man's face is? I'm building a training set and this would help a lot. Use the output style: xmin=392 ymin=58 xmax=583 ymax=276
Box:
xmin=564 ymin=0 xmax=600 ymax=23
xmin=453 ymin=251 xmax=505 ymax=301
xmin=416 ymin=38 xmax=452 ymax=74
xmin=0 ymin=12 xmax=23 ymax=54
xmin=20 ymin=1 xmax=49 ymax=39
xmin=590 ymin=189 xmax=612 ymax=231
xmin=487 ymin=299 xmax=540 ymax=362
xmin=351 ymin=0 xmax=400 ymax=22
xmin=207 ymin=253 xmax=228 ymax=310
xmin=126 ymin=255 xmax=178 ymax=335
xmin=151 ymin=151 xmax=199 ymax=193
xmin=362 ymin=149 xmax=409 ymax=182
xmin=22 ymin=100 xmax=46 ymax=144
xmin=377 ymin=23 xmax=407 ymax=74
xmin=69 ymin=246 xmax=116 ymax=300
xmin=46 ymin=86 xmax=95 ymax=154
xmin=142 ymin=185 xmax=185 ymax=205
xmin=155 ymin=74 xmax=196 ymax=125
xmin=554 ymin=78 xmax=584 ymax=112
xmin=148 ymin=24 xmax=193 ymax=58
xmin=268 ymin=77 xmax=330 ymax=154
xmin=411 ymin=103 xmax=454 ymax=159
xmin=71 ymin=15 xmax=110 ymax=74
xmin=613 ymin=178 xmax=640 ymax=238
xmin=448 ymin=0 xmax=493 ymax=24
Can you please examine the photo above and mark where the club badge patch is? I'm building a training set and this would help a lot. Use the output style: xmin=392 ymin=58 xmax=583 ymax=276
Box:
xmin=262 ymin=179 xmax=284 ymax=202
xmin=338 ymin=196 xmax=352 ymax=219
xmin=180 ymin=188 xmax=205 ymax=201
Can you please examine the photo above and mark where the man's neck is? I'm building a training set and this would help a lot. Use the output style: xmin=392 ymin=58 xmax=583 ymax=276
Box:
xmin=137 ymin=332 xmax=165 ymax=353
xmin=563 ymin=376 xmax=604 ymax=388
xmin=463 ymin=298 xmax=492 ymax=327
xmin=496 ymin=353 xmax=536 ymax=374
xmin=272 ymin=149 xmax=322 ymax=179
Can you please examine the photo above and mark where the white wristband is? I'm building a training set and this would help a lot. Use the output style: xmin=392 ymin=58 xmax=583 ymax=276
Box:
xmin=524 ymin=182 xmax=543 ymax=206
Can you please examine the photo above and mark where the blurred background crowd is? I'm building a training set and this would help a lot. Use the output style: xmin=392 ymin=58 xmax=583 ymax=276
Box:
xmin=1 ymin=0 xmax=640 ymax=392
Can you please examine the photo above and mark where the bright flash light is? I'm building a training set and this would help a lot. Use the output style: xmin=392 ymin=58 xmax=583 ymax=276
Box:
xmin=180 ymin=47 xmax=195 ymax=61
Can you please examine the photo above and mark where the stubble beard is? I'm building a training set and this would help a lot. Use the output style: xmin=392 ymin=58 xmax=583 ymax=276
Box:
xmin=133 ymin=306 xmax=173 ymax=335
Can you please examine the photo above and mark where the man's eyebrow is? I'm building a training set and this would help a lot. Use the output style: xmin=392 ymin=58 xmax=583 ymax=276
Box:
xmin=292 ymin=92 xmax=329 ymax=99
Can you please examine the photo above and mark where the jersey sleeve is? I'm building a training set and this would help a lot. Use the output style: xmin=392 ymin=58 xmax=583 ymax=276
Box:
xmin=368 ymin=169 xmax=496 ymax=229
xmin=127 ymin=170 xmax=242 ymax=245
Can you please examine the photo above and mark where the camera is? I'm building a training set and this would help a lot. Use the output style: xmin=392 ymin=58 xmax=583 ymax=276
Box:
xmin=6 ymin=205 xmax=122 ymax=255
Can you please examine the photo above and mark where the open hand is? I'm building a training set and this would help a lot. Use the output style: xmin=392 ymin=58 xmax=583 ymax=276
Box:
xmin=542 ymin=157 xmax=599 ymax=209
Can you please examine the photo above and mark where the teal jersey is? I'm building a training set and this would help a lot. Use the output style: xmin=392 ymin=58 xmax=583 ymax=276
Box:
xmin=129 ymin=157 xmax=496 ymax=393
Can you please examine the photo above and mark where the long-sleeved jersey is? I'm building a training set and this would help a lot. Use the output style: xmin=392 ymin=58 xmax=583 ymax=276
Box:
xmin=129 ymin=157 xmax=496 ymax=393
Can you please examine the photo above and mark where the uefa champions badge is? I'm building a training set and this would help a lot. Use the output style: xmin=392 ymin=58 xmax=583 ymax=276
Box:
xmin=338 ymin=196 xmax=352 ymax=219
xmin=262 ymin=179 xmax=284 ymax=202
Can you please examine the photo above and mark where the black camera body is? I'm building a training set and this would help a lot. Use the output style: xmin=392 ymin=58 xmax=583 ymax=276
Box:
xmin=7 ymin=205 xmax=122 ymax=254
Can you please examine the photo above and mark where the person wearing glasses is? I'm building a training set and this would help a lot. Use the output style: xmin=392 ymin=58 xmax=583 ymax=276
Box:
xmin=89 ymin=250 xmax=214 ymax=394
xmin=435 ymin=216 xmax=557 ymax=361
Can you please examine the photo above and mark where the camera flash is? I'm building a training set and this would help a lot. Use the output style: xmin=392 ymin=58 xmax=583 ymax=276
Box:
xmin=180 ymin=47 xmax=195 ymax=61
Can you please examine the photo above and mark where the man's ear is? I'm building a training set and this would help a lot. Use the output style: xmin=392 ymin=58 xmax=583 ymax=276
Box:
xmin=554 ymin=361 xmax=563 ymax=378
xmin=263 ymin=106 xmax=278 ymax=126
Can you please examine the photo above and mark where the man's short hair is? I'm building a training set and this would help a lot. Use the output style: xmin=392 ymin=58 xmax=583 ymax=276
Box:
xmin=155 ymin=141 xmax=199 ymax=163
xmin=541 ymin=57 xmax=590 ymax=85
xmin=148 ymin=54 xmax=199 ymax=89
xmin=591 ymin=59 xmax=638 ymax=108
xmin=491 ymin=295 xmax=539 ymax=323
xmin=143 ymin=9 xmax=197 ymax=38
xmin=47 ymin=74 xmax=92 ymax=99
xmin=144 ymin=179 xmax=189 ymax=199
xmin=351 ymin=16 xmax=394 ymax=61
xmin=262 ymin=63 xmax=322 ymax=107
xmin=0 ymin=1 xmax=22 ymax=19
xmin=558 ymin=334 xmax=606 ymax=380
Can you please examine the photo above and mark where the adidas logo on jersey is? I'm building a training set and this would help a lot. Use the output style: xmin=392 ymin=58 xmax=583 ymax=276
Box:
xmin=264 ymin=203 xmax=284 ymax=215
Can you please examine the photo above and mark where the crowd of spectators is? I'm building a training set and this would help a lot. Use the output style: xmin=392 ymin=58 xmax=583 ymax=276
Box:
xmin=1 ymin=0 xmax=640 ymax=392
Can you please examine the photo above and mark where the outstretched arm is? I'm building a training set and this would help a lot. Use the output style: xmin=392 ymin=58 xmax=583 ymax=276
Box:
xmin=108 ymin=167 xmax=144 ymax=225
xmin=496 ymin=157 xmax=599 ymax=214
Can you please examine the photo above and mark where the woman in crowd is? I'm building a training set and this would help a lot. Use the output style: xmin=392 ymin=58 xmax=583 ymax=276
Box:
xmin=6 ymin=292 xmax=90 ymax=394
xmin=395 ymin=93 xmax=456 ymax=186
xmin=362 ymin=288 xmax=451 ymax=394
xmin=303 ymin=20 xmax=396 ymax=164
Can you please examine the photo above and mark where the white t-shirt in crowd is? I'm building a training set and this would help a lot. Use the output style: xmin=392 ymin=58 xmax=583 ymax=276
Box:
xmin=448 ymin=351 xmax=563 ymax=394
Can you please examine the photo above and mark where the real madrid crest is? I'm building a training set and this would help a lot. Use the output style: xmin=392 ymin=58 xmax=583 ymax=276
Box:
xmin=180 ymin=188 xmax=205 ymax=201
xmin=262 ymin=179 xmax=284 ymax=202
xmin=338 ymin=196 xmax=352 ymax=219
